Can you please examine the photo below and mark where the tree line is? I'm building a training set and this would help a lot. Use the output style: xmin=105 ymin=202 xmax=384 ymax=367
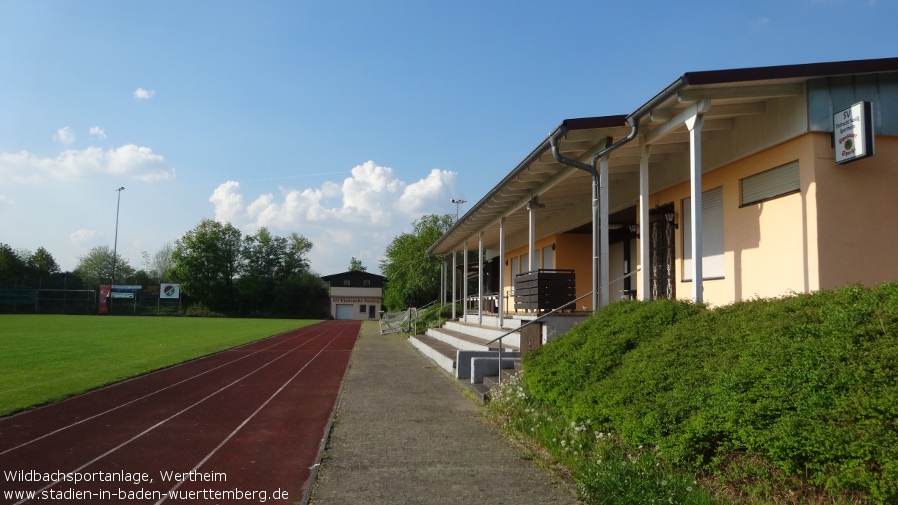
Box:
xmin=1 ymin=219 xmax=329 ymax=318
xmin=2 ymin=213 xmax=458 ymax=317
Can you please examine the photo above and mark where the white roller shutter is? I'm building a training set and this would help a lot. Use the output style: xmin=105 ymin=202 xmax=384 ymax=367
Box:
xmin=741 ymin=161 xmax=800 ymax=206
xmin=683 ymin=186 xmax=725 ymax=280
xmin=335 ymin=304 xmax=354 ymax=320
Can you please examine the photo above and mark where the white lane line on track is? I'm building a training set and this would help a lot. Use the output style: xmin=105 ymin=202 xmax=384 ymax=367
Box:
xmin=0 ymin=324 xmax=330 ymax=457
xmin=155 ymin=329 xmax=348 ymax=504
xmin=9 ymin=324 xmax=344 ymax=505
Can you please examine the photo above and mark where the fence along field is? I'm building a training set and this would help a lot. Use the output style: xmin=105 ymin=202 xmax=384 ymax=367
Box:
xmin=0 ymin=289 xmax=96 ymax=315
xmin=0 ymin=284 xmax=184 ymax=316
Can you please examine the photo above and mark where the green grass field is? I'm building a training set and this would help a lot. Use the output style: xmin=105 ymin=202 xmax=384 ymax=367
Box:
xmin=0 ymin=315 xmax=320 ymax=417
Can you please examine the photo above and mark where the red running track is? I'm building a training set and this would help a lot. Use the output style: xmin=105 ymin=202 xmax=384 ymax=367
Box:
xmin=0 ymin=320 xmax=361 ymax=504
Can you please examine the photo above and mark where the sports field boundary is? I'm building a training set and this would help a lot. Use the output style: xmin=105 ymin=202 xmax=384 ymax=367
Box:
xmin=299 ymin=321 xmax=367 ymax=505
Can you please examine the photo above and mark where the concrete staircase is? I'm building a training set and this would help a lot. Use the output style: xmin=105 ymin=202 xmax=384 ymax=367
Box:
xmin=409 ymin=314 xmax=526 ymax=401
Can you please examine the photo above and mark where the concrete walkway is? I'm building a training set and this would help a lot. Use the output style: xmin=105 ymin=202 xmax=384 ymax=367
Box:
xmin=307 ymin=322 xmax=579 ymax=505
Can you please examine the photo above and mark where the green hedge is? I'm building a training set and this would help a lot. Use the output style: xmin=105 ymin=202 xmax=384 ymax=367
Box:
xmin=523 ymin=283 xmax=898 ymax=503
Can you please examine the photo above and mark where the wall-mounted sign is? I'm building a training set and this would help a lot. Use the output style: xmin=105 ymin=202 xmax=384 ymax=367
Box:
xmin=160 ymin=283 xmax=180 ymax=299
xmin=834 ymin=101 xmax=874 ymax=164
xmin=333 ymin=297 xmax=381 ymax=304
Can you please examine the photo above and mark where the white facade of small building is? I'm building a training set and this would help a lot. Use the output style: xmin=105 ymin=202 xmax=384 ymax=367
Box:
xmin=321 ymin=271 xmax=386 ymax=320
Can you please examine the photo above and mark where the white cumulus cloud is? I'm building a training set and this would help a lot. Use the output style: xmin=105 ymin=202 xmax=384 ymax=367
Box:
xmin=133 ymin=87 xmax=155 ymax=100
xmin=90 ymin=127 xmax=107 ymax=139
xmin=397 ymin=168 xmax=457 ymax=214
xmin=106 ymin=144 xmax=174 ymax=181
xmin=336 ymin=161 xmax=405 ymax=224
xmin=70 ymin=229 xmax=103 ymax=244
xmin=0 ymin=144 xmax=175 ymax=183
xmin=208 ymin=160 xmax=459 ymax=275
xmin=54 ymin=127 xmax=76 ymax=145
xmin=210 ymin=181 xmax=245 ymax=223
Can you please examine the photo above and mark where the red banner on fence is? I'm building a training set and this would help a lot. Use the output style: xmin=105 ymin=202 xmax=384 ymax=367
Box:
xmin=98 ymin=285 xmax=111 ymax=314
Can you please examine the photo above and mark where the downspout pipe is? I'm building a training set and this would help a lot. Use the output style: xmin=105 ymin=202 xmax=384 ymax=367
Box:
xmin=550 ymin=116 xmax=639 ymax=312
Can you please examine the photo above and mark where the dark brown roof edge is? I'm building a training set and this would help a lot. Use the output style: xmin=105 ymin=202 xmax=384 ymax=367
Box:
xmin=561 ymin=115 xmax=629 ymax=131
xmin=684 ymin=56 xmax=898 ymax=86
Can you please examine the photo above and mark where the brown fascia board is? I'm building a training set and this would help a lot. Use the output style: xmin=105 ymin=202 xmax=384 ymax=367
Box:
xmin=560 ymin=115 xmax=629 ymax=130
xmin=683 ymin=56 xmax=898 ymax=86
xmin=628 ymin=56 xmax=898 ymax=122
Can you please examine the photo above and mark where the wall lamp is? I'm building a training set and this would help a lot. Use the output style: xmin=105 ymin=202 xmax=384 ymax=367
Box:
xmin=664 ymin=212 xmax=678 ymax=229
xmin=629 ymin=224 xmax=640 ymax=238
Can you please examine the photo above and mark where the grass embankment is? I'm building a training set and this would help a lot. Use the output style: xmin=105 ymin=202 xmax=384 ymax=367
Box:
xmin=0 ymin=315 xmax=318 ymax=416
xmin=487 ymin=284 xmax=898 ymax=504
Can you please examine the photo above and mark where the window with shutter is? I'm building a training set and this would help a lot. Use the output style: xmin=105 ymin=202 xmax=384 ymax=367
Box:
xmin=683 ymin=186 xmax=725 ymax=280
xmin=741 ymin=161 xmax=800 ymax=206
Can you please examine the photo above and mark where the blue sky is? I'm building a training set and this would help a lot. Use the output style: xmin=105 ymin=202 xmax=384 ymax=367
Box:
xmin=1 ymin=0 xmax=894 ymax=277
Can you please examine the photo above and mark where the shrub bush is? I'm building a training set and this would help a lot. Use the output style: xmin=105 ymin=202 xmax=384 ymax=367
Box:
xmin=523 ymin=283 xmax=898 ymax=503
xmin=184 ymin=303 xmax=227 ymax=318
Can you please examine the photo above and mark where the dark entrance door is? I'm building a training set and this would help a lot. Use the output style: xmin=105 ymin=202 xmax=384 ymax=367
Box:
xmin=649 ymin=207 xmax=676 ymax=300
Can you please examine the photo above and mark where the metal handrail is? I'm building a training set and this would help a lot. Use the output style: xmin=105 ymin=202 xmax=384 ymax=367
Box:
xmin=486 ymin=268 xmax=641 ymax=346
xmin=491 ymin=268 xmax=640 ymax=384
xmin=409 ymin=299 xmax=441 ymax=335
xmin=487 ymin=291 xmax=592 ymax=346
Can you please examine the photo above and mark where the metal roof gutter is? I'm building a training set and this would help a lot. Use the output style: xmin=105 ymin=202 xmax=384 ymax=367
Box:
xmin=548 ymin=115 xmax=639 ymax=311
xmin=426 ymin=116 xmax=626 ymax=256
xmin=628 ymin=76 xmax=689 ymax=123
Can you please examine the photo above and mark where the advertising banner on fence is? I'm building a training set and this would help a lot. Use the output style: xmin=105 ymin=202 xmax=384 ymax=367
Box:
xmin=98 ymin=285 xmax=111 ymax=314
xmin=160 ymin=283 xmax=180 ymax=299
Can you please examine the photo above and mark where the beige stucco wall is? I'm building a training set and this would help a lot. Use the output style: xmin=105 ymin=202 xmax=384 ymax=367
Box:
xmin=638 ymin=132 xmax=897 ymax=305
xmin=497 ymin=134 xmax=898 ymax=311
xmin=814 ymin=133 xmax=898 ymax=289
xmin=644 ymin=134 xmax=822 ymax=305
xmin=555 ymin=233 xmax=593 ymax=306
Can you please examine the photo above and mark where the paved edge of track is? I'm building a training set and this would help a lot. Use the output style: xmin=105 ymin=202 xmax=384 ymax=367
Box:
xmin=298 ymin=323 xmax=360 ymax=505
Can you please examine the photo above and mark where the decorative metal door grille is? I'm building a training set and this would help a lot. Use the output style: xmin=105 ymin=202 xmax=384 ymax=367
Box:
xmin=649 ymin=220 xmax=676 ymax=300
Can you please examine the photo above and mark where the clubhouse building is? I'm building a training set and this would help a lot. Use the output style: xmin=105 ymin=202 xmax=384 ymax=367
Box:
xmin=429 ymin=57 xmax=898 ymax=325
xmin=321 ymin=270 xmax=386 ymax=321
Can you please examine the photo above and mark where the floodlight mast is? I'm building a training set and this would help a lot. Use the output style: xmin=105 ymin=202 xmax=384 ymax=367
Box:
xmin=450 ymin=198 xmax=466 ymax=222
xmin=111 ymin=186 xmax=125 ymax=311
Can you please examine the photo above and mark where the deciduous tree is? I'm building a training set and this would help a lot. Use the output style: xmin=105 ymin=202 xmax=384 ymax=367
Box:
xmin=26 ymin=247 xmax=60 ymax=277
xmin=348 ymin=257 xmax=367 ymax=272
xmin=75 ymin=245 xmax=135 ymax=289
xmin=171 ymin=219 xmax=243 ymax=312
xmin=380 ymin=214 xmax=453 ymax=311
xmin=0 ymin=243 xmax=27 ymax=287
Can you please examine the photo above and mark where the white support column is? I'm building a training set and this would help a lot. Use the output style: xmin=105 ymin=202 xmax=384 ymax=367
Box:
xmin=440 ymin=257 xmax=445 ymax=308
xmin=463 ymin=240 xmax=469 ymax=319
xmin=528 ymin=200 xmax=536 ymax=272
xmin=498 ymin=216 xmax=505 ymax=328
xmin=590 ymin=176 xmax=599 ymax=312
xmin=452 ymin=250 xmax=457 ymax=320
xmin=478 ymin=231 xmax=483 ymax=325
xmin=639 ymin=137 xmax=651 ymax=301
xmin=686 ymin=110 xmax=706 ymax=303
xmin=599 ymin=155 xmax=610 ymax=308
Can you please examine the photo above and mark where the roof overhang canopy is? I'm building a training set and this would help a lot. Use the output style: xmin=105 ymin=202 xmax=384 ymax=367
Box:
xmin=428 ymin=57 xmax=898 ymax=257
